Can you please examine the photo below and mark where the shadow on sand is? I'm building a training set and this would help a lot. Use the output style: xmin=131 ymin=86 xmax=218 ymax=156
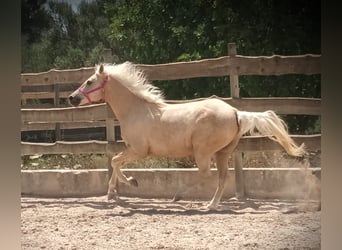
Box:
xmin=21 ymin=195 xmax=320 ymax=217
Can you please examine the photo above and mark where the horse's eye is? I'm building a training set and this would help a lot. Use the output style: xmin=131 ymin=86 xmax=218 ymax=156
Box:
xmin=86 ymin=80 xmax=92 ymax=85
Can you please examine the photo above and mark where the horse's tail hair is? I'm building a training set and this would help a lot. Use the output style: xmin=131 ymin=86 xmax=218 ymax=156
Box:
xmin=236 ymin=110 xmax=306 ymax=157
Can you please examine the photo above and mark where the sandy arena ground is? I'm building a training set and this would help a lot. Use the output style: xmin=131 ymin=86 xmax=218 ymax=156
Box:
xmin=21 ymin=196 xmax=320 ymax=250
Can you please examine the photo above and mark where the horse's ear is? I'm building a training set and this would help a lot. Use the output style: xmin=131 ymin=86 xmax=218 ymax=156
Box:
xmin=99 ymin=64 xmax=104 ymax=74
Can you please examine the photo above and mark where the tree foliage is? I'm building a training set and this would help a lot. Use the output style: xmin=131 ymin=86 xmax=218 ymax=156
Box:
xmin=21 ymin=0 xmax=111 ymax=72
xmin=21 ymin=0 xmax=320 ymax=133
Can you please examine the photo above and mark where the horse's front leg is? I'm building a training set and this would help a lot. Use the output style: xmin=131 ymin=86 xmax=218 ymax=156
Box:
xmin=107 ymin=169 xmax=119 ymax=201
xmin=107 ymin=150 xmax=141 ymax=201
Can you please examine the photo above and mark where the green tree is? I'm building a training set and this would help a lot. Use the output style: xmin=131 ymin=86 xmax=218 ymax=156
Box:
xmin=21 ymin=0 xmax=52 ymax=43
xmin=21 ymin=0 xmax=112 ymax=72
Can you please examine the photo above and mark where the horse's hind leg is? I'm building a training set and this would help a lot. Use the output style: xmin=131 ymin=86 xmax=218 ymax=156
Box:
xmin=206 ymin=151 xmax=229 ymax=209
xmin=107 ymin=150 xmax=141 ymax=201
xmin=172 ymin=153 xmax=212 ymax=202
xmin=207 ymin=136 xmax=241 ymax=209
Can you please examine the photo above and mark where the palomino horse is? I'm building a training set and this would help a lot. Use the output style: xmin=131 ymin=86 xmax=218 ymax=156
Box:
xmin=69 ymin=62 xmax=305 ymax=209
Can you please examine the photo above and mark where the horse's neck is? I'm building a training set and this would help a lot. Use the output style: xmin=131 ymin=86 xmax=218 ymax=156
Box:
xmin=104 ymin=80 xmax=156 ymax=123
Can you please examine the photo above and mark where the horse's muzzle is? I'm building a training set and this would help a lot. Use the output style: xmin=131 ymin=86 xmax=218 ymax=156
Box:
xmin=68 ymin=94 xmax=81 ymax=107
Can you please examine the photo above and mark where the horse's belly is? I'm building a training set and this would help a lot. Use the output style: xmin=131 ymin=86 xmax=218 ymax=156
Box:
xmin=148 ymin=134 xmax=193 ymax=157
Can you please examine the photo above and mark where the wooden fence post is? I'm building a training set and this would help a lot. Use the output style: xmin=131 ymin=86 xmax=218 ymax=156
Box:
xmin=106 ymin=109 xmax=115 ymax=181
xmin=103 ymin=49 xmax=116 ymax=181
xmin=228 ymin=43 xmax=239 ymax=98
xmin=21 ymin=98 xmax=27 ymax=107
xmin=228 ymin=43 xmax=245 ymax=199
xmin=103 ymin=49 xmax=113 ymax=64
xmin=54 ymin=83 xmax=61 ymax=141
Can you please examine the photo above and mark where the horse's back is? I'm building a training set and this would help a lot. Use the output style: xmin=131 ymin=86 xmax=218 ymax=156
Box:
xmin=185 ymin=98 xmax=239 ymax=152
xmin=146 ymin=98 xmax=239 ymax=157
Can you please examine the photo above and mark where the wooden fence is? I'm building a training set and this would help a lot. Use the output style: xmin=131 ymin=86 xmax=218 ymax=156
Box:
xmin=21 ymin=43 xmax=321 ymax=198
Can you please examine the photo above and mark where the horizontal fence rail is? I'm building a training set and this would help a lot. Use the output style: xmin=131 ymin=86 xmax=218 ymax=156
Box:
xmin=168 ymin=97 xmax=321 ymax=115
xmin=21 ymin=140 xmax=125 ymax=156
xmin=139 ymin=54 xmax=320 ymax=80
xmin=21 ymin=134 xmax=321 ymax=156
xmin=21 ymin=121 xmax=114 ymax=132
xmin=21 ymin=54 xmax=320 ymax=86
xmin=21 ymin=103 xmax=113 ymax=123
xmin=21 ymin=97 xmax=320 ymax=124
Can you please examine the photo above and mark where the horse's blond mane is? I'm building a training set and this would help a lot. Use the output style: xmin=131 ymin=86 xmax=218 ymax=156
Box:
xmin=101 ymin=62 xmax=165 ymax=104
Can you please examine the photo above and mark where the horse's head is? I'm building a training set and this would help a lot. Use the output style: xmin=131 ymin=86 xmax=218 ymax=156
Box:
xmin=68 ymin=64 xmax=108 ymax=106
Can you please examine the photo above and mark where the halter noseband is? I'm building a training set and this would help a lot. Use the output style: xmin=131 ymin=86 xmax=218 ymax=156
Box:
xmin=79 ymin=74 xmax=109 ymax=104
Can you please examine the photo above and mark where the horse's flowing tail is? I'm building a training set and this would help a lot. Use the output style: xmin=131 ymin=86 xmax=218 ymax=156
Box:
xmin=236 ymin=110 xmax=306 ymax=157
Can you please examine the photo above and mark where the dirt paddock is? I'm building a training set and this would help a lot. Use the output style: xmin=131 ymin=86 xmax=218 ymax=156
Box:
xmin=21 ymin=196 xmax=320 ymax=250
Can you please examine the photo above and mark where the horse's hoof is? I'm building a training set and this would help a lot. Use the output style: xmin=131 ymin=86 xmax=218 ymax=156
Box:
xmin=129 ymin=177 xmax=138 ymax=187
xmin=172 ymin=194 xmax=182 ymax=202
xmin=205 ymin=203 xmax=218 ymax=210
xmin=107 ymin=192 xmax=116 ymax=201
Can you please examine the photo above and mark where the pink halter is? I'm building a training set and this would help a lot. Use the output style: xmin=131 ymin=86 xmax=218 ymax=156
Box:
xmin=79 ymin=74 xmax=109 ymax=104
